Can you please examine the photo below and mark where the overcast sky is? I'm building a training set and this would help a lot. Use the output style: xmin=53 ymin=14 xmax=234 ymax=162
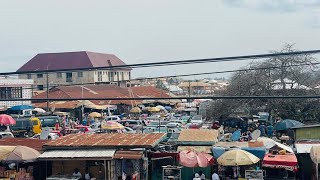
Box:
xmin=0 ymin=0 xmax=319 ymax=79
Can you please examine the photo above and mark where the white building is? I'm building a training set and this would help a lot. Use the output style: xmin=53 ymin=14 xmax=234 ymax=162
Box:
xmin=0 ymin=78 xmax=33 ymax=108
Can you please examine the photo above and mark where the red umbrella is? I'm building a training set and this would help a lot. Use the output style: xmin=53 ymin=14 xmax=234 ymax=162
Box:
xmin=179 ymin=150 xmax=214 ymax=167
xmin=0 ymin=115 xmax=16 ymax=126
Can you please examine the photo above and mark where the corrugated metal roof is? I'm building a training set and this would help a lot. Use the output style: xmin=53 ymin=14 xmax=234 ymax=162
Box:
xmin=177 ymin=129 xmax=218 ymax=145
xmin=38 ymin=149 xmax=116 ymax=160
xmin=177 ymin=146 xmax=212 ymax=153
xmin=44 ymin=133 xmax=166 ymax=149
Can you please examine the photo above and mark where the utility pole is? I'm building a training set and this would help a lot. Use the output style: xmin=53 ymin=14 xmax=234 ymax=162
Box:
xmin=188 ymin=80 xmax=191 ymax=105
xmin=46 ymin=72 xmax=49 ymax=112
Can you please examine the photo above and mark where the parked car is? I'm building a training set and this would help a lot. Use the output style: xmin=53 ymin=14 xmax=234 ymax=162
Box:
xmin=31 ymin=133 xmax=60 ymax=140
xmin=122 ymin=127 xmax=136 ymax=134
xmin=166 ymin=122 xmax=182 ymax=128
xmin=106 ymin=116 xmax=121 ymax=121
xmin=75 ymin=125 xmax=94 ymax=134
xmin=144 ymin=121 xmax=169 ymax=133
xmin=180 ymin=115 xmax=192 ymax=124
xmin=119 ymin=120 xmax=143 ymax=130
xmin=190 ymin=115 xmax=203 ymax=125
xmin=0 ymin=132 xmax=14 ymax=139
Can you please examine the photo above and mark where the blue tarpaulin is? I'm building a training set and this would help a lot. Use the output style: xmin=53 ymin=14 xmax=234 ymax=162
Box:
xmin=241 ymin=147 xmax=266 ymax=159
xmin=9 ymin=105 xmax=33 ymax=111
xmin=212 ymin=147 xmax=225 ymax=159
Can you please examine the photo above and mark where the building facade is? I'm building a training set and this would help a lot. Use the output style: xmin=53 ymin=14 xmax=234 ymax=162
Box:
xmin=17 ymin=51 xmax=131 ymax=90
xmin=0 ymin=78 xmax=33 ymax=107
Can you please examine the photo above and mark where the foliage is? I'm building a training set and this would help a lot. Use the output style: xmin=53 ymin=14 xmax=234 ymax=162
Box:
xmin=206 ymin=44 xmax=320 ymax=122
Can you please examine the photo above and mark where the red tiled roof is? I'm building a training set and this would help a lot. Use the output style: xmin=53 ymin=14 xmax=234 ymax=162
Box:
xmin=44 ymin=133 xmax=166 ymax=149
xmin=17 ymin=51 xmax=127 ymax=72
xmin=0 ymin=138 xmax=49 ymax=151
xmin=33 ymin=85 xmax=171 ymax=106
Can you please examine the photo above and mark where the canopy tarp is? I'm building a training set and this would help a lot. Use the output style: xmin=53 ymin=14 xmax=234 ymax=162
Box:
xmin=241 ymin=147 xmax=266 ymax=159
xmin=212 ymin=147 xmax=225 ymax=159
xmin=262 ymin=153 xmax=298 ymax=171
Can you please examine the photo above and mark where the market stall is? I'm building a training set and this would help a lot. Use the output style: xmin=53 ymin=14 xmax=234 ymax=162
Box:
xmin=0 ymin=146 xmax=39 ymax=180
xmin=262 ymin=153 xmax=298 ymax=179
xmin=217 ymin=149 xmax=260 ymax=179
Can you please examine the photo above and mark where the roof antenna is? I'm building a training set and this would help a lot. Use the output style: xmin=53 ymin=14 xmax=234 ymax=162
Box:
xmin=107 ymin=60 xmax=112 ymax=67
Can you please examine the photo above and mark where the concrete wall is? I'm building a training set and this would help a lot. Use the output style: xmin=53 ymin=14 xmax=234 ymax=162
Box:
xmin=295 ymin=127 xmax=320 ymax=140
xmin=0 ymin=78 xmax=33 ymax=107
xmin=19 ymin=69 xmax=131 ymax=90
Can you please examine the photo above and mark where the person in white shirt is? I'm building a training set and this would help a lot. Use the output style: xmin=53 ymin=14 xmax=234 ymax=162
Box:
xmin=199 ymin=171 xmax=205 ymax=180
xmin=72 ymin=168 xmax=82 ymax=178
xmin=193 ymin=173 xmax=201 ymax=180
xmin=212 ymin=171 xmax=220 ymax=180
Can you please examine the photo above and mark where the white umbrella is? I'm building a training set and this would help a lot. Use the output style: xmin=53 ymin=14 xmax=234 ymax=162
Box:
xmin=256 ymin=137 xmax=276 ymax=149
xmin=34 ymin=108 xmax=46 ymax=113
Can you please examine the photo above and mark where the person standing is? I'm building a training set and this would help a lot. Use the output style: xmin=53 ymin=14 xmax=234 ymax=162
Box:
xmin=83 ymin=167 xmax=93 ymax=180
xmin=199 ymin=171 xmax=205 ymax=180
xmin=267 ymin=123 xmax=273 ymax=137
xmin=212 ymin=171 xmax=220 ymax=180
xmin=193 ymin=173 xmax=201 ymax=180
xmin=258 ymin=123 xmax=267 ymax=137
xmin=72 ymin=168 xmax=82 ymax=178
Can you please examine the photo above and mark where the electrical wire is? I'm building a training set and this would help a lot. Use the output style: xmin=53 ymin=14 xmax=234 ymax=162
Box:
xmin=16 ymin=61 xmax=320 ymax=90
xmin=3 ymin=95 xmax=320 ymax=102
xmin=1 ymin=50 xmax=319 ymax=75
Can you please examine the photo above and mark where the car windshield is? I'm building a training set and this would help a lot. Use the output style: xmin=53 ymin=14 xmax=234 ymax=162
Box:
xmin=192 ymin=115 xmax=202 ymax=120
xmin=13 ymin=120 xmax=31 ymax=129
xmin=149 ymin=121 xmax=159 ymax=126
xmin=41 ymin=118 xmax=57 ymax=127
xmin=181 ymin=116 xmax=190 ymax=120
xmin=32 ymin=120 xmax=38 ymax=125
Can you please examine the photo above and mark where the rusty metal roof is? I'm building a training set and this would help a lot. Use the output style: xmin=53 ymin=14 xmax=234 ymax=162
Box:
xmin=0 ymin=138 xmax=48 ymax=151
xmin=114 ymin=151 xmax=144 ymax=160
xmin=33 ymin=85 xmax=171 ymax=106
xmin=177 ymin=129 xmax=218 ymax=145
xmin=44 ymin=133 xmax=166 ymax=149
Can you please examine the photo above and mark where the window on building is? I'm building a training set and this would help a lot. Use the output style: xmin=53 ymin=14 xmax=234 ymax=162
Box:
xmin=37 ymin=85 xmax=44 ymax=90
xmin=11 ymin=87 xmax=22 ymax=98
xmin=27 ymin=74 xmax=32 ymax=79
xmin=0 ymin=87 xmax=23 ymax=99
xmin=121 ymin=72 xmax=124 ymax=81
xmin=78 ymin=72 xmax=83 ymax=78
xmin=98 ymin=72 xmax=102 ymax=81
xmin=57 ymin=72 xmax=62 ymax=78
xmin=128 ymin=72 xmax=131 ymax=80
xmin=66 ymin=72 xmax=73 ymax=82
xmin=109 ymin=71 xmax=114 ymax=82
xmin=37 ymin=74 xmax=43 ymax=78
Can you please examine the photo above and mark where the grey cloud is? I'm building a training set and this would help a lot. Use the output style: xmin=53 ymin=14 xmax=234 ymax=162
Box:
xmin=222 ymin=0 xmax=320 ymax=13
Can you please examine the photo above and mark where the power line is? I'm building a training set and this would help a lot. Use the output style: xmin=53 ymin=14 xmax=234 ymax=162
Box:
xmin=3 ymin=95 xmax=320 ymax=102
xmin=1 ymin=50 xmax=320 ymax=76
xmin=18 ymin=61 xmax=320 ymax=90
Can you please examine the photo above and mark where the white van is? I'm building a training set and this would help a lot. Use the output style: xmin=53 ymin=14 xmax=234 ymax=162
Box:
xmin=0 ymin=132 xmax=14 ymax=139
